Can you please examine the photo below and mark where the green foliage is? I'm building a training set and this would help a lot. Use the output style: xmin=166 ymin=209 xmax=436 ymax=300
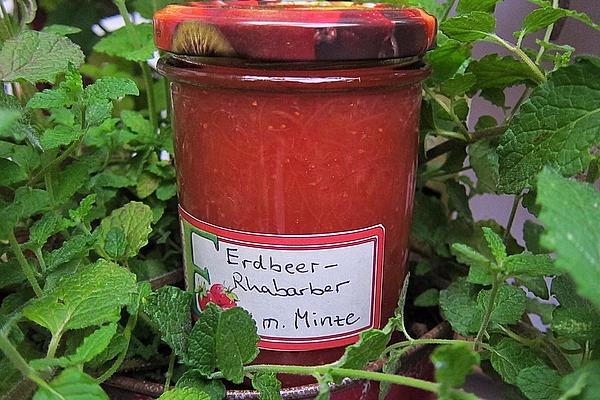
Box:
xmin=33 ymin=368 xmax=108 ymax=400
xmin=432 ymin=343 xmax=480 ymax=397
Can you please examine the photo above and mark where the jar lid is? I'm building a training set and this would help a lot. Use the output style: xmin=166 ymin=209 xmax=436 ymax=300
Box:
xmin=154 ymin=1 xmax=437 ymax=62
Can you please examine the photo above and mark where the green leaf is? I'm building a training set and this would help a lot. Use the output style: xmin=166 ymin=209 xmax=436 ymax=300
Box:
xmin=523 ymin=220 xmax=545 ymax=254
xmin=440 ymin=12 xmax=496 ymax=43
xmin=468 ymin=139 xmax=499 ymax=194
xmin=27 ymin=66 xmax=82 ymax=110
xmin=504 ymin=253 xmax=555 ymax=277
xmin=439 ymin=278 xmax=483 ymax=336
xmin=53 ymin=160 xmax=91 ymax=203
xmin=516 ymin=365 xmax=561 ymax=400
xmin=432 ymin=343 xmax=480 ymax=396
xmin=176 ymin=370 xmax=226 ymax=400
xmin=451 ymin=244 xmax=494 ymax=285
xmin=216 ymin=307 xmax=260 ymax=384
xmin=83 ymin=77 xmax=139 ymax=104
xmin=29 ymin=212 xmax=70 ymax=248
xmin=0 ymin=159 xmax=27 ymax=186
xmin=498 ymin=58 xmax=600 ymax=193
xmin=96 ymin=201 xmax=153 ymax=260
xmin=522 ymin=6 xmax=600 ymax=36
xmin=94 ymin=23 xmax=156 ymax=62
xmin=23 ymin=259 xmax=137 ymax=337
xmin=185 ymin=303 xmax=221 ymax=375
xmin=46 ymin=233 xmax=94 ymax=272
xmin=336 ymin=326 xmax=392 ymax=372
xmin=560 ymin=361 xmax=599 ymax=400
xmin=537 ymin=169 xmax=600 ymax=309
xmin=30 ymin=323 xmax=117 ymax=370
xmin=490 ymin=338 xmax=544 ymax=385
xmin=551 ymin=276 xmax=600 ymax=343
xmin=68 ymin=194 xmax=96 ymax=224
xmin=414 ymin=288 xmax=440 ymax=307
xmin=425 ymin=37 xmax=472 ymax=83
xmin=133 ymin=0 xmax=187 ymax=18
xmin=478 ymin=284 xmax=527 ymax=325
xmin=142 ymin=286 xmax=193 ymax=358
xmin=0 ymin=109 xmax=21 ymax=134
xmin=137 ymin=172 xmax=160 ymax=199
xmin=0 ymin=30 xmax=84 ymax=83
xmin=440 ymin=73 xmax=477 ymax=97
xmin=252 ymin=372 xmax=282 ymax=400
xmin=466 ymin=55 xmax=541 ymax=89
xmin=457 ymin=0 xmax=502 ymax=14
xmin=42 ymin=25 xmax=82 ymax=36
xmin=158 ymin=387 xmax=210 ymax=400
xmin=40 ymin=125 xmax=82 ymax=150
xmin=157 ymin=183 xmax=178 ymax=201
xmin=121 ymin=110 xmax=153 ymax=135
xmin=0 ymin=187 xmax=51 ymax=240
xmin=103 ymin=227 xmax=127 ymax=260
xmin=33 ymin=368 xmax=108 ymax=400
xmin=482 ymin=227 xmax=506 ymax=265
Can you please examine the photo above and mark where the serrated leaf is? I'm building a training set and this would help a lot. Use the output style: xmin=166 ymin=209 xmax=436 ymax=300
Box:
xmin=121 ymin=110 xmax=153 ymax=135
xmin=96 ymin=201 xmax=153 ymax=260
xmin=516 ymin=365 xmax=561 ymax=400
xmin=478 ymin=284 xmax=527 ymax=325
xmin=523 ymin=6 xmax=600 ymax=36
xmin=30 ymin=323 xmax=117 ymax=370
xmin=498 ymin=58 xmax=600 ymax=193
xmin=0 ymin=158 xmax=27 ymax=186
xmin=468 ymin=139 xmax=499 ymax=194
xmin=551 ymin=276 xmax=600 ymax=343
xmin=94 ymin=23 xmax=156 ymax=62
xmin=432 ymin=343 xmax=480 ymax=396
xmin=425 ymin=37 xmax=472 ymax=83
xmin=336 ymin=327 xmax=392 ymax=373
xmin=440 ymin=12 xmax=496 ymax=43
xmin=456 ymin=0 xmax=502 ymax=14
xmin=0 ymin=187 xmax=51 ymax=240
xmin=158 ymin=387 xmax=210 ymax=400
xmin=83 ymin=77 xmax=139 ymax=104
xmin=490 ymin=338 xmax=544 ymax=385
xmin=142 ymin=286 xmax=193 ymax=358
xmin=414 ymin=288 xmax=439 ymax=307
xmin=440 ymin=73 xmax=477 ymax=97
xmin=104 ymin=227 xmax=127 ymax=260
xmin=185 ymin=303 xmax=221 ymax=375
xmin=176 ymin=370 xmax=226 ymax=400
xmin=523 ymin=220 xmax=545 ymax=254
xmin=23 ymin=259 xmax=137 ymax=337
xmin=482 ymin=227 xmax=506 ymax=265
xmin=40 ymin=125 xmax=82 ymax=150
xmin=68 ymin=194 xmax=96 ymax=224
xmin=252 ymin=372 xmax=282 ymax=400
xmin=32 ymin=368 xmax=108 ymax=400
xmin=46 ymin=233 xmax=94 ymax=272
xmin=157 ymin=184 xmax=178 ymax=201
xmin=0 ymin=30 xmax=84 ymax=83
xmin=559 ymin=361 xmax=599 ymax=400
xmin=215 ymin=307 xmax=260 ymax=384
xmin=53 ymin=160 xmax=91 ymax=203
xmin=29 ymin=212 xmax=70 ymax=247
xmin=439 ymin=278 xmax=483 ymax=336
xmin=537 ymin=169 xmax=600 ymax=310
xmin=137 ymin=172 xmax=160 ymax=199
xmin=450 ymin=243 xmax=495 ymax=285
xmin=504 ymin=253 xmax=555 ymax=277
xmin=467 ymin=55 xmax=541 ymax=89
xmin=42 ymin=25 xmax=82 ymax=36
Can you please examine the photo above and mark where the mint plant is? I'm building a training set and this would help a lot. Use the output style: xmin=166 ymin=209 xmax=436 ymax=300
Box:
xmin=0 ymin=0 xmax=599 ymax=399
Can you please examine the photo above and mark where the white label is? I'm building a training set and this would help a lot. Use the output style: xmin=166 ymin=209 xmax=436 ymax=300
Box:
xmin=180 ymin=207 xmax=384 ymax=351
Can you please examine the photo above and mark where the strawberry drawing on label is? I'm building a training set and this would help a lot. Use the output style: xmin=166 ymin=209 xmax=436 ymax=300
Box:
xmin=198 ymin=283 xmax=239 ymax=310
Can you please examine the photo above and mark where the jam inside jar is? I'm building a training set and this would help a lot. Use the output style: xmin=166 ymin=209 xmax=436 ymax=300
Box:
xmin=155 ymin=0 xmax=436 ymax=386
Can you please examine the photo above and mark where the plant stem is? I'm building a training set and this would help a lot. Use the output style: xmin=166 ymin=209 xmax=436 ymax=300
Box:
xmin=474 ymin=278 xmax=501 ymax=350
xmin=140 ymin=62 xmax=159 ymax=133
xmin=97 ymin=311 xmax=138 ymax=383
xmin=0 ymin=334 xmax=63 ymax=399
xmin=535 ymin=0 xmax=560 ymax=65
xmin=486 ymin=34 xmax=547 ymax=84
xmin=503 ymin=194 xmax=522 ymax=242
xmin=0 ymin=1 xmax=14 ymax=38
xmin=423 ymin=86 xmax=470 ymax=138
xmin=29 ymin=138 xmax=82 ymax=185
xmin=33 ymin=248 xmax=46 ymax=275
xmin=497 ymin=325 xmax=539 ymax=347
xmin=164 ymin=352 xmax=176 ymax=391
xmin=46 ymin=331 xmax=64 ymax=359
xmin=386 ymin=338 xmax=492 ymax=353
xmin=8 ymin=231 xmax=42 ymax=297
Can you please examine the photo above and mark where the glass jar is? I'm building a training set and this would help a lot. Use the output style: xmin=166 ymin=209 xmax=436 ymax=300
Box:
xmin=155 ymin=0 xmax=436 ymax=383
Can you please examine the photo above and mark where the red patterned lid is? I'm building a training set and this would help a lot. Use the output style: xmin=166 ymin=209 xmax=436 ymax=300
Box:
xmin=154 ymin=1 xmax=437 ymax=62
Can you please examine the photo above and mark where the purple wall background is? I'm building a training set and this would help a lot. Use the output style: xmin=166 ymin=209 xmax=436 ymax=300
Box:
xmin=467 ymin=1 xmax=600 ymax=244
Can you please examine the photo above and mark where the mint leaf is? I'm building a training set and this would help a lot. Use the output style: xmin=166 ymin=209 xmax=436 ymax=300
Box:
xmin=336 ymin=326 xmax=392 ymax=372
xmin=216 ymin=307 xmax=260 ymax=383
xmin=414 ymin=288 xmax=440 ymax=307
xmin=516 ymin=365 xmax=561 ymax=400
xmin=23 ymin=259 xmax=137 ymax=336
xmin=498 ymin=58 xmax=600 ymax=193
xmin=504 ymin=253 xmax=555 ymax=277
xmin=68 ymin=194 xmax=96 ymax=224
xmin=0 ymin=31 xmax=84 ymax=83
xmin=42 ymin=25 xmax=82 ymax=36
xmin=451 ymin=243 xmax=495 ymax=285
xmin=522 ymin=6 xmax=600 ymax=36
xmin=185 ymin=303 xmax=221 ymax=375
xmin=490 ymin=338 xmax=544 ymax=385
xmin=142 ymin=286 xmax=193 ymax=358
xmin=158 ymin=387 xmax=210 ymax=400
xmin=32 ymin=368 xmax=108 ymax=400
xmin=523 ymin=221 xmax=545 ymax=255
xmin=46 ymin=233 xmax=94 ymax=272
xmin=0 ymin=187 xmax=51 ymax=240
xmin=94 ymin=23 xmax=156 ymax=62
xmin=551 ymin=276 xmax=600 ymax=343
xmin=456 ymin=0 xmax=502 ymax=14
xmin=537 ymin=169 xmax=600 ymax=309
xmin=440 ymin=12 xmax=496 ymax=43
xmin=252 ymin=372 xmax=282 ymax=400
xmin=133 ymin=0 xmax=186 ymax=18
xmin=439 ymin=278 xmax=483 ymax=335
xmin=96 ymin=201 xmax=153 ymax=260
xmin=560 ymin=361 xmax=599 ymax=400
xmin=137 ymin=172 xmax=160 ymax=199
xmin=41 ymin=125 xmax=82 ymax=150
xmin=466 ymin=55 xmax=541 ymax=89
xmin=440 ymin=73 xmax=477 ymax=97
xmin=30 ymin=323 xmax=117 ymax=370
xmin=482 ymin=227 xmax=506 ymax=265
xmin=29 ymin=212 xmax=70 ymax=248
xmin=83 ymin=77 xmax=139 ymax=104
xmin=468 ymin=139 xmax=499 ymax=194
xmin=425 ymin=37 xmax=472 ymax=82
xmin=478 ymin=284 xmax=527 ymax=325
xmin=176 ymin=370 xmax=226 ymax=400
xmin=432 ymin=343 xmax=480 ymax=396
